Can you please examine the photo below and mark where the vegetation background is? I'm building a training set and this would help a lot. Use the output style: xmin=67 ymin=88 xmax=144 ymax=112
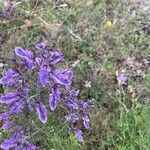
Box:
xmin=0 ymin=0 xmax=149 ymax=149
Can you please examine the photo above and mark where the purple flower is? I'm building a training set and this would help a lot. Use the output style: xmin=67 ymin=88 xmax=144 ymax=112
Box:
xmin=69 ymin=89 xmax=80 ymax=97
xmin=65 ymin=113 xmax=79 ymax=123
xmin=0 ymin=138 xmax=17 ymax=150
xmin=0 ymin=92 xmax=19 ymax=104
xmin=0 ymin=132 xmax=22 ymax=150
xmin=1 ymin=131 xmax=37 ymax=150
xmin=82 ymin=115 xmax=90 ymax=129
xmin=79 ymin=101 xmax=93 ymax=110
xmin=51 ymin=69 xmax=73 ymax=87
xmin=15 ymin=143 xmax=36 ymax=150
xmin=67 ymin=100 xmax=78 ymax=110
xmin=15 ymin=47 xmax=33 ymax=60
xmin=35 ymin=57 xmax=42 ymax=66
xmin=38 ymin=67 xmax=49 ymax=87
xmin=49 ymin=51 xmax=64 ymax=65
xmin=49 ymin=86 xmax=61 ymax=111
xmin=35 ymin=102 xmax=47 ymax=124
xmin=35 ymin=41 xmax=48 ymax=51
xmin=15 ymin=47 xmax=34 ymax=68
xmin=0 ymin=112 xmax=10 ymax=121
xmin=74 ymin=129 xmax=84 ymax=142
xmin=0 ymin=69 xmax=19 ymax=85
xmin=10 ymin=101 xmax=23 ymax=114
xmin=2 ymin=121 xmax=12 ymax=130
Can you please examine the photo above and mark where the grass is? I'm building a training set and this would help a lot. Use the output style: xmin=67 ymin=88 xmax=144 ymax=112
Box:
xmin=0 ymin=0 xmax=150 ymax=149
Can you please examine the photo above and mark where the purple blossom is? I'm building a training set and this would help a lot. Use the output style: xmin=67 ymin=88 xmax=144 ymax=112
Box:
xmin=35 ymin=41 xmax=48 ymax=51
xmin=0 ymin=132 xmax=22 ymax=150
xmin=35 ymin=102 xmax=47 ymax=124
xmin=10 ymin=101 xmax=23 ymax=114
xmin=0 ymin=92 xmax=20 ymax=104
xmin=0 ymin=131 xmax=37 ymax=150
xmin=49 ymin=51 xmax=64 ymax=65
xmin=82 ymin=115 xmax=90 ymax=129
xmin=15 ymin=47 xmax=34 ymax=60
xmin=74 ymin=129 xmax=84 ymax=142
xmin=49 ymin=86 xmax=61 ymax=111
xmin=35 ymin=57 xmax=42 ymax=66
xmin=2 ymin=121 xmax=12 ymax=130
xmin=0 ymin=112 xmax=10 ymax=121
xmin=51 ymin=69 xmax=73 ymax=87
xmin=79 ymin=101 xmax=93 ymax=110
xmin=15 ymin=47 xmax=35 ymax=69
xmin=0 ymin=138 xmax=17 ymax=150
xmin=65 ymin=89 xmax=92 ymax=141
xmin=0 ymin=69 xmax=19 ymax=85
xmin=65 ymin=113 xmax=79 ymax=123
xmin=67 ymin=100 xmax=78 ymax=110
xmin=69 ymin=89 xmax=80 ymax=97
xmin=38 ymin=67 xmax=49 ymax=87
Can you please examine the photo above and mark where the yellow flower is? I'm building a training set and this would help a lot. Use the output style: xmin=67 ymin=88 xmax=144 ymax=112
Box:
xmin=105 ymin=20 xmax=113 ymax=28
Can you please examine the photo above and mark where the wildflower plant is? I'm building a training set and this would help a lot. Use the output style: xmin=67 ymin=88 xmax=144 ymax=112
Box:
xmin=0 ymin=41 xmax=92 ymax=149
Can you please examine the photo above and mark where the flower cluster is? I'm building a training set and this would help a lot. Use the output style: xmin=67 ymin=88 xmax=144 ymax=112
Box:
xmin=0 ymin=41 xmax=92 ymax=149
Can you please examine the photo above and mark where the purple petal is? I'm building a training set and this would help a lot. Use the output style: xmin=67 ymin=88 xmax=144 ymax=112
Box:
xmin=6 ymin=81 xmax=16 ymax=88
xmin=74 ymin=129 xmax=84 ymax=142
xmin=15 ymin=47 xmax=33 ymax=59
xmin=49 ymin=51 xmax=64 ymax=65
xmin=49 ymin=93 xmax=57 ymax=111
xmin=12 ymin=131 xmax=23 ymax=140
xmin=0 ymin=69 xmax=19 ymax=85
xmin=35 ymin=57 xmax=42 ymax=66
xmin=53 ymin=86 xmax=61 ymax=100
xmin=38 ymin=67 xmax=49 ymax=87
xmin=65 ymin=113 xmax=79 ymax=123
xmin=15 ymin=145 xmax=24 ymax=150
xmin=15 ymin=47 xmax=34 ymax=68
xmin=0 ymin=139 xmax=17 ymax=150
xmin=67 ymin=100 xmax=78 ymax=110
xmin=10 ymin=101 xmax=23 ymax=114
xmin=82 ymin=115 xmax=90 ymax=129
xmin=0 ymin=92 xmax=19 ymax=104
xmin=0 ymin=75 xmax=12 ymax=85
xmin=2 ymin=121 xmax=12 ymax=130
xmin=79 ymin=101 xmax=92 ymax=110
xmin=0 ymin=131 xmax=24 ymax=150
xmin=70 ymin=89 xmax=80 ymax=97
xmin=35 ymin=102 xmax=47 ymax=124
xmin=0 ymin=112 xmax=10 ymax=121
xmin=20 ymin=59 xmax=35 ymax=69
xmin=51 ymin=69 xmax=73 ymax=87
xmin=5 ymin=69 xmax=19 ymax=77
xmin=49 ymin=86 xmax=61 ymax=111
xmin=35 ymin=41 xmax=48 ymax=51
